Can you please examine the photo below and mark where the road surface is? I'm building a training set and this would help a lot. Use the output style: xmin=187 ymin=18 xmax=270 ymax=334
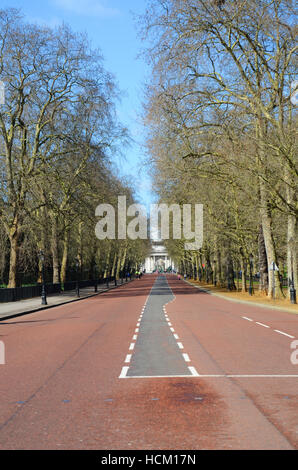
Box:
xmin=0 ymin=274 xmax=297 ymax=449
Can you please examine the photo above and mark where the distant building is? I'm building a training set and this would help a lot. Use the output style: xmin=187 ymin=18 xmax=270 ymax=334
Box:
xmin=143 ymin=241 xmax=176 ymax=273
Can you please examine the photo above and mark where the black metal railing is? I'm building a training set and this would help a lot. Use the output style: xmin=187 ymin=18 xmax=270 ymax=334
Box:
xmin=0 ymin=274 xmax=135 ymax=303
xmin=0 ymin=283 xmax=61 ymax=303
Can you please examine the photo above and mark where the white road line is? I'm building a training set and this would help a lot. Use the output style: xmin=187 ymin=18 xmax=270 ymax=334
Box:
xmin=168 ymin=322 xmax=172 ymax=326
xmin=274 ymin=330 xmax=295 ymax=339
xmin=183 ymin=353 xmax=190 ymax=362
xmin=256 ymin=322 xmax=270 ymax=328
xmin=177 ymin=342 xmax=184 ymax=349
xmin=188 ymin=367 xmax=200 ymax=377
xmin=135 ymin=328 xmax=139 ymax=333
xmin=120 ymin=374 xmax=197 ymax=379
xmin=125 ymin=354 xmax=132 ymax=363
xmin=129 ymin=343 xmax=135 ymax=350
xmin=119 ymin=367 xmax=129 ymax=378
xmin=133 ymin=335 xmax=138 ymax=340
xmin=136 ymin=323 xmax=140 ymax=327
xmin=194 ymin=374 xmax=298 ymax=378
xmin=242 ymin=315 xmax=296 ymax=339
xmin=174 ymin=334 xmax=179 ymax=340
xmin=170 ymin=327 xmax=175 ymax=332
xmin=120 ymin=373 xmax=298 ymax=379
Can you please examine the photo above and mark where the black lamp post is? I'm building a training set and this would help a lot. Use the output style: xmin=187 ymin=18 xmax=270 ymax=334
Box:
xmin=75 ymin=258 xmax=80 ymax=298
xmin=248 ymin=254 xmax=254 ymax=296
xmin=38 ymin=250 xmax=47 ymax=305
xmin=289 ymin=238 xmax=297 ymax=304
xmin=213 ymin=259 xmax=217 ymax=286
xmin=94 ymin=263 xmax=98 ymax=293
xmin=226 ymin=260 xmax=231 ymax=291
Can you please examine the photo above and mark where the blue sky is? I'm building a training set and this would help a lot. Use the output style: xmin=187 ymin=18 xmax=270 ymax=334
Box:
xmin=4 ymin=0 xmax=154 ymax=208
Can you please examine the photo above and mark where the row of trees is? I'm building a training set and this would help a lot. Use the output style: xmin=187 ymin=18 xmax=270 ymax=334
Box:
xmin=141 ymin=0 xmax=297 ymax=298
xmin=0 ymin=9 xmax=149 ymax=288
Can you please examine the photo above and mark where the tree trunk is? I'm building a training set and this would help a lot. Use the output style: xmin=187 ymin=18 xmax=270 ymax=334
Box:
xmin=77 ymin=221 xmax=83 ymax=276
xmin=8 ymin=219 xmax=21 ymax=288
xmin=60 ymin=228 xmax=69 ymax=284
xmin=104 ymin=244 xmax=111 ymax=278
xmin=259 ymin=180 xmax=283 ymax=298
xmin=120 ymin=246 xmax=127 ymax=272
xmin=115 ymin=251 xmax=122 ymax=279
xmin=258 ymin=224 xmax=268 ymax=293
xmin=111 ymin=252 xmax=117 ymax=278
xmin=285 ymin=163 xmax=297 ymax=298
xmin=51 ymin=214 xmax=60 ymax=284
xmin=216 ymin=250 xmax=223 ymax=286
xmin=226 ymin=253 xmax=236 ymax=290
xmin=240 ymin=256 xmax=247 ymax=292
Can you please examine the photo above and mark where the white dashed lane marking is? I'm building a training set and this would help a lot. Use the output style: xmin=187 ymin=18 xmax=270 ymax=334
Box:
xmin=120 ymin=276 xmax=200 ymax=379
xmin=274 ymin=330 xmax=295 ymax=339
xmin=256 ymin=322 xmax=270 ymax=328
xmin=242 ymin=315 xmax=295 ymax=340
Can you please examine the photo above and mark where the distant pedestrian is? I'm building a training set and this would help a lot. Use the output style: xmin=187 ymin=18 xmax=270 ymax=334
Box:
xmin=184 ymin=273 xmax=187 ymax=280
xmin=178 ymin=274 xmax=181 ymax=280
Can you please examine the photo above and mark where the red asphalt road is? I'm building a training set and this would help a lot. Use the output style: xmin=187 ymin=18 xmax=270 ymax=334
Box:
xmin=0 ymin=274 xmax=297 ymax=450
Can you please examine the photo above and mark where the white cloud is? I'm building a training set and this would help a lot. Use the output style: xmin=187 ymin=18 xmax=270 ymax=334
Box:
xmin=52 ymin=0 xmax=120 ymax=17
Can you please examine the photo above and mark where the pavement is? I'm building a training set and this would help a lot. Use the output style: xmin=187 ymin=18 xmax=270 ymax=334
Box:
xmin=0 ymin=273 xmax=297 ymax=450
xmin=0 ymin=280 xmax=130 ymax=321
xmin=185 ymin=279 xmax=298 ymax=314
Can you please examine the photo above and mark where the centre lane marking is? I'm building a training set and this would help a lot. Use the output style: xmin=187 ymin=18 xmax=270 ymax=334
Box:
xmin=119 ymin=276 xmax=200 ymax=379
xmin=183 ymin=353 xmax=191 ymax=362
xmin=119 ymin=367 xmax=130 ymax=378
